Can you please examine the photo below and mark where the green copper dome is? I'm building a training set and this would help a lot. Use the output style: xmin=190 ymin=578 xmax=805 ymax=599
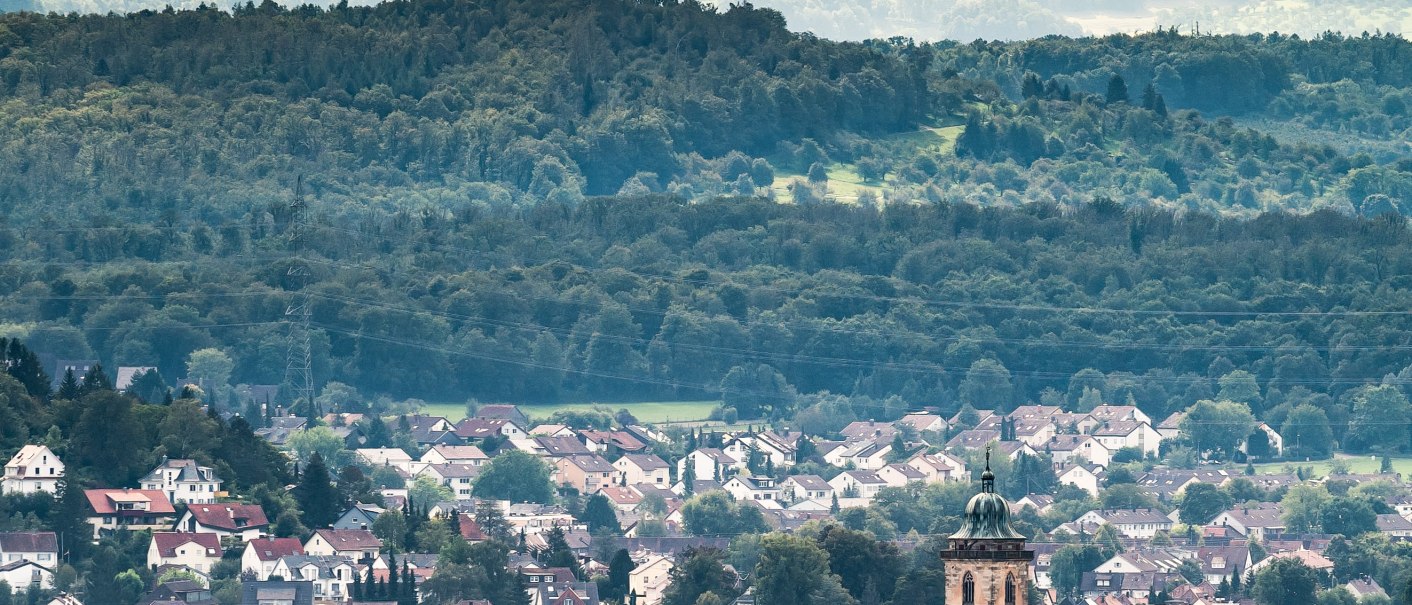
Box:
xmin=949 ymin=450 xmax=1027 ymax=541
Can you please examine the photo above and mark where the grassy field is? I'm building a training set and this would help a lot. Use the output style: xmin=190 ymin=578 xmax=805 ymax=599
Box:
xmin=418 ymin=400 xmax=719 ymax=424
xmin=1251 ymin=454 xmax=1412 ymax=477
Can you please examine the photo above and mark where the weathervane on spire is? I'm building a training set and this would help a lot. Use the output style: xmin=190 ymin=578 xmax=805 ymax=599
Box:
xmin=981 ymin=445 xmax=995 ymax=493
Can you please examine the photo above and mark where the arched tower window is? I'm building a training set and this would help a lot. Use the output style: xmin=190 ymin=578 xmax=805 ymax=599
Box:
xmin=962 ymin=572 xmax=975 ymax=605
xmin=1005 ymin=572 xmax=1017 ymax=605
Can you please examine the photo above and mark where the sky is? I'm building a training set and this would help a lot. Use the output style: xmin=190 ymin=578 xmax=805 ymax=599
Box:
xmin=724 ymin=0 xmax=1412 ymax=41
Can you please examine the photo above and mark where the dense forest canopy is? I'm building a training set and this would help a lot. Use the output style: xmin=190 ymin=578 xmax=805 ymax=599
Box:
xmin=0 ymin=0 xmax=1411 ymax=424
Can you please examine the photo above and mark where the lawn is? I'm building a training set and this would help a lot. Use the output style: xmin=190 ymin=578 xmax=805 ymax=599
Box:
xmin=417 ymin=400 xmax=720 ymax=424
xmin=1250 ymin=454 xmax=1412 ymax=477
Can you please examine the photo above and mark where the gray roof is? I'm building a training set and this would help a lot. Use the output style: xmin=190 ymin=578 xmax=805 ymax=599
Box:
xmin=241 ymin=581 xmax=314 ymax=605
xmin=278 ymin=555 xmax=354 ymax=580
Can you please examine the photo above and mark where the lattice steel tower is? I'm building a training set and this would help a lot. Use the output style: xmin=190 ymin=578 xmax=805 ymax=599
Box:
xmin=284 ymin=176 xmax=315 ymax=413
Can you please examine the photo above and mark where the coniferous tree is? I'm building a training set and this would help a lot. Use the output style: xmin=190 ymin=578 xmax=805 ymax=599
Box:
xmin=1106 ymin=74 xmax=1129 ymax=104
xmin=79 ymin=363 xmax=112 ymax=395
xmin=57 ymin=369 xmax=80 ymax=401
xmin=400 ymin=562 xmax=415 ymax=605
xmin=294 ymin=452 xmax=340 ymax=529
xmin=387 ymin=553 xmax=399 ymax=599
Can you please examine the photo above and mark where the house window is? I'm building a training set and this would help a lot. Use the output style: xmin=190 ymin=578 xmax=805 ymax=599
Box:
xmin=962 ymin=573 xmax=975 ymax=605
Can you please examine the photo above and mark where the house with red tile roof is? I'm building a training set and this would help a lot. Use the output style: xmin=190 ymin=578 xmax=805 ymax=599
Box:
xmin=84 ymin=488 xmax=177 ymax=539
xmin=241 ymin=537 xmax=305 ymax=580
xmin=147 ymin=532 xmax=223 ymax=573
xmin=176 ymin=503 xmax=269 ymax=542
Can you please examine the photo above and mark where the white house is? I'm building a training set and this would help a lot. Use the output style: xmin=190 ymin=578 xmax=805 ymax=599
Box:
xmin=1046 ymin=434 xmax=1112 ymax=468
xmin=721 ymin=475 xmax=781 ymax=502
xmin=419 ymin=445 xmax=489 ymax=467
xmin=1210 ymin=503 xmax=1285 ymax=542
xmin=418 ymin=464 xmax=481 ymax=500
xmin=782 ymin=475 xmax=833 ymax=504
xmin=676 ymin=449 xmax=740 ymax=482
xmin=1240 ymin=423 xmax=1285 ymax=458
xmin=148 ymin=532 xmax=223 ymax=573
xmin=0 ymin=560 xmax=52 ymax=593
xmin=139 ymin=459 xmax=222 ymax=505
xmin=1090 ymin=420 xmax=1163 ymax=457
xmin=1 ymin=445 xmax=63 ymax=496
xmin=1074 ymin=509 xmax=1173 ymax=539
xmin=1056 ymin=463 xmax=1103 ymax=496
xmin=828 ymin=470 xmax=888 ymax=500
xmin=877 ymin=463 xmax=928 ymax=488
xmin=240 ymin=537 xmax=304 ymax=580
xmin=614 ymin=454 xmax=671 ymax=488
xmin=906 ymin=452 xmax=968 ymax=482
xmin=270 ymin=555 xmax=356 ymax=602
xmin=897 ymin=413 xmax=948 ymax=435
xmin=0 ymin=532 xmax=58 ymax=568
xmin=355 ymin=448 xmax=415 ymax=473
xmin=629 ymin=554 xmax=674 ymax=605
xmin=304 ymin=529 xmax=381 ymax=562
xmin=822 ymin=440 xmax=892 ymax=470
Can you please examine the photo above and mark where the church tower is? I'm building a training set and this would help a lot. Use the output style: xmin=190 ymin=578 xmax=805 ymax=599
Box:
xmin=941 ymin=450 xmax=1034 ymax=605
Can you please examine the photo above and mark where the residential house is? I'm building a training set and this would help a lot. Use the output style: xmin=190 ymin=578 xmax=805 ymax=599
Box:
xmin=238 ymin=580 xmax=316 ymax=605
xmin=0 ymin=532 xmax=58 ymax=568
xmin=529 ymin=424 xmax=576 ymax=438
xmin=505 ymin=504 xmax=575 ymax=535
xmin=139 ymin=459 xmax=222 ymax=505
xmin=906 ymin=452 xmax=967 ymax=482
xmin=676 ymin=449 xmax=739 ymax=482
xmin=270 ymin=555 xmax=356 ymax=602
xmin=721 ymin=475 xmax=781 ymax=503
xmin=304 ymin=529 xmax=381 ymax=563
xmin=536 ymin=436 xmax=592 ymax=458
xmin=454 ymin=418 xmax=526 ymax=442
xmin=781 ymin=475 xmax=833 ymax=504
xmin=877 ymin=463 xmax=928 ymax=487
xmin=49 ymin=359 xmax=97 ymax=390
xmin=628 ymin=555 xmax=673 ymax=605
xmin=1088 ymin=405 xmax=1152 ymax=426
xmin=555 ymin=455 xmax=620 ymax=495
xmin=1347 ymin=578 xmax=1389 ymax=601
xmin=821 ymin=439 xmax=891 ymax=470
xmin=1197 ymin=544 xmax=1253 ymax=585
xmin=333 ymin=505 xmax=383 ymax=532
xmin=614 ymin=454 xmax=670 ymax=488
xmin=1011 ymin=495 xmax=1054 ymax=515
xmin=1211 ymin=503 xmax=1286 ymax=542
xmin=828 ymin=471 xmax=888 ymax=500
xmin=1056 ymin=463 xmax=1104 ymax=496
xmin=473 ymin=405 xmax=530 ymax=427
xmin=580 ymin=431 xmax=648 ymax=457
xmin=1090 ymin=420 xmax=1162 ymax=457
xmin=241 ymin=538 xmax=305 ymax=580
xmin=751 ymin=431 xmax=803 ymax=468
xmin=84 ymin=489 xmax=177 ymax=539
xmin=1093 ymin=549 xmax=1186 ymax=576
xmin=1137 ymin=469 xmax=1235 ymax=503
xmin=1156 ymin=413 xmax=1184 ymax=441
xmin=1250 ymin=549 xmax=1333 ymax=575
xmin=355 ymin=448 xmax=415 ymax=474
xmin=839 ymin=421 xmax=899 ymax=443
xmin=944 ymin=429 xmax=1001 ymax=451
xmin=368 ymin=552 xmax=438 ymax=584
xmin=598 ymin=486 xmax=643 ymax=512
xmin=421 ymin=445 xmax=489 ymax=467
xmin=896 ymin=413 xmax=947 ymax=435
xmin=176 ymin=503 xmax=269 ymax=542
xmin=420 ymin=464 xmax=482 ymax=500
xmin=1079 ymin=571 xmax=1175 ymax=599
xmin=1241 ymin=423 xmax=1285 ymax=458
xmin=137 ymin=580 xmax=214 ymax=605
xmin=0 ymin=560 xmax=52 ymax=593
xmin=148 ymin=532 xmax=223 ymax=574
xmin=2 ymin=445 xmax=63 ymax=495
xmin=1046 ymin=434 xmax=1112 ymax=468
xmin=1377 ymin=514 xmax=1412 ymax=538
xmin=1074 ymin=509 xmax=1173 ymax=539
xmin=255 ymin=417 xmax=308 ymax=447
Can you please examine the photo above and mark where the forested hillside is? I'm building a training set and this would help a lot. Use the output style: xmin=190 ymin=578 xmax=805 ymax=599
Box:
xmin=2 ymin=0 xmax=1412 ymax=425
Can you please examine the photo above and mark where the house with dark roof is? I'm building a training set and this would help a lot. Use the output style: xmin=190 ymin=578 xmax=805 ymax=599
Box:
xmin=239 ymin=580 xmax=315 ymax=605
xmin=828 ymin=470 xmax=887 ymax=500
xmin=536 ymin=436 xmax=592 ymax=458
xmin=1197 ymin=544 xmax=1252 ymax=585
xmin=579 ymin=430 xmax=648 ymax=457
xmin=270 ymin=556 xmax=357 ymax=602
xmin=554 ymin=455 xmax=620 ymax=494
xmin=140 ymin=459 xmax=222 ymax=505
xmin=1377 ymin=513 xmax=1412 ymax=537
xmin=676 ymin=448 xmax=740 ymax=482
xmin=613 ymin=454 xmax=669 ymax=488
xmin=176 ymin=503 xmax=269 ymax=542
xmin=241 ymin=537 xmax=305 ymax=580
xmin=454 ymin=418 xmax=526 ymax=442
xmin=147 ymin=532 xmax=223 ymax=573
xmin=333 ymin=504 xmax=384 ymax=531
xmin=474 ymin=404 xmax=530 ymax=426
xmin=1211 ymin=503 xmax=1286 ymax=542
xmin=0 ymin=559 xmax=53 ymax=593
xmin=877 ymin=463 xmax=928 ymax=487
xmin=137 ymin=579 xmax=216 ymax=605
xmin=782 ymin=475 xmax=833 ymax=503
xmin=1347 ymin=577 xmax=1389 ymax=600
xmin=0 ymin=532 xmax=58 ymax=568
